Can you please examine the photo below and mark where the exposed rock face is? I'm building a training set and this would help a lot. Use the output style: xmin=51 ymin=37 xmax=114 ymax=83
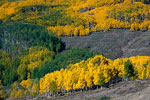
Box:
xmin=61 ymin=29 xmax=150 ymax=59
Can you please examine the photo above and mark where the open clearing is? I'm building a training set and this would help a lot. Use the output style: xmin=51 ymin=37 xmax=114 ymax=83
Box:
xmin=62 ymin=29 xmax=150 ymax=59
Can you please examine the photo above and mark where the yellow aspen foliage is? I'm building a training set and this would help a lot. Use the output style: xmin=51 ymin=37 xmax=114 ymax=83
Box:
xmin=0 ymin=50 xmax=10 ymax=68
xmin=148 ymin=25 xmax=150 ymax=31
xmin=10 ymin=79 xmax=40 ymax=98
xmin=17 ymin=46 xmax=55 ymax=80
xmin=85 ymin=71 xmax=93 ymax=87
xmin=139 ymin=21 xmax=150 ymax=31
xmin=20 ymin=79 xmax=33 ymax=89
xmin=20 ymin=79 xmax=39 ymax=96
xmin=76 ymin=68 xmax=86 ymax=89
xmin=32 ymin=84 xmax=39 ymax=96
xmin=10 ymin=89 xmax=25 ymax=98
xmin=146 ymin=65 xmax=150 ymax=78
xmin=48 ymin=25 xmax=90 ymax=36
xmin=0 ymin=80 xmax=6 ymax=99
xmin=93 ymin=68 xmax=100 ymax=85
xmin=40 ymin=55 xmax=113 ymax=93
xmin=11 ymin=55 xmax=150 ymax=97
xmin=130 ymin=23 xmax=139 ymax=31
xmin=39 ymin=55 xmax=150 ymax=94
xmin=1 ymin=0 xmax=150 ymax=35
xmin=10 ymin=81 xmax=25 ymax=98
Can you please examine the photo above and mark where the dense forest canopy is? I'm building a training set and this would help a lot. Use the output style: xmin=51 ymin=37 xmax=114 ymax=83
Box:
xmin=1 ymin=0 xmax=150 ymax=99
xmin=8 ymin=55 xmax=150 ymax=98
xmin=0 ymin=0 xmax=150 ymax=36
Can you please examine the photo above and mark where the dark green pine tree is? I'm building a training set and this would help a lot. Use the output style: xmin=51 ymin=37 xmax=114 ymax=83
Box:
xmin=124 ymin=60 xmax=134 ymax=79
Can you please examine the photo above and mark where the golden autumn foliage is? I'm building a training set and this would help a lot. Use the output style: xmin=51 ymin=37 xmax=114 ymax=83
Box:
xmin=10 ymin=81 xmax=24 ymax=98
xmin=20 ymin=79 xmax=40 ymax=96
xmin=0 ymin=50 xmax=10 ymax=68
xmin=58 ymin=0 xmax=150 ymax=35
xmin=39 ymin=55 xmax=115 ymax=93
xmin=17 ymin=46 xmax=55 ymax=80
xmin=0 ymin=80 xmax=6 ymax=99
xmin=1 ymin=0 xmax=150 ymax=36
xmin=48 ymin=25 xmax=90 ymax=36
xmin=10 ymin=55 xmax=150 ymax=97
xmin=0 ymin=0 xmax=67 ymax=20
xmin=39 ymin=55 xmax=150 ymax=94
xmin=10 ymin=79 xmax=39 ymax=98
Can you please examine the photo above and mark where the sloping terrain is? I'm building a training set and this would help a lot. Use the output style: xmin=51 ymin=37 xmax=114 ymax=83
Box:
xmin=8 ymin=79 xmax=150 ymax=100
xmin=53 ymin=79 xmax=150 ymax=100
xmin=52 ymin=79 xmax=150 ymax=100
xmin=62 ymin=29 xmax=150 ymax=59
xmin=1 ymin=0 xmax=150 ymax=99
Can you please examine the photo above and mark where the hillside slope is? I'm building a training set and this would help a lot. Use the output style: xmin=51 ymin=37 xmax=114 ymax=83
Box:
xmin=8 ymin=79 xmax=150 ymax=100
xmin=51 ymin=79 xmax=150 ymax=100
xmin=62 ymin=29 xmax=150 ymax=59
xmin=49 ymin=79 xmax=150 ymax=100
xmin=1 ymin=0 xmax=150 ymax=99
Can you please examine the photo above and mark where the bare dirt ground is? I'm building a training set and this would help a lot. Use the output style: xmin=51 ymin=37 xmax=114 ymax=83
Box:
xmin=61 ymin=29 xmax=150 ymax=59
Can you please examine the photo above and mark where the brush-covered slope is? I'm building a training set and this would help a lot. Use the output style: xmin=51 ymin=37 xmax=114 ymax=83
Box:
xmin=62 ymin=29 xmax=150 ymax=59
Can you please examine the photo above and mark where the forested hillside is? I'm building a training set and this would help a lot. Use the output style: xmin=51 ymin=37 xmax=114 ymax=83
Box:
xmin=1 ymin=0 xmax=150 ymax=99
xmin=7 ymin=55 xmax=150 ymax=98
xmin=0 ymin=0 xmax=150 ymax=36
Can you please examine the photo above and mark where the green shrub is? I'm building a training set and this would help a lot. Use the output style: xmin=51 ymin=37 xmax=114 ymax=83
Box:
xmin=32 ymin=48 xmax=100 ymax=79
xmin=97 ymin=96 xmax=111 ymax=100
xmin=124 ymin=60 xmax=134 ymax=78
